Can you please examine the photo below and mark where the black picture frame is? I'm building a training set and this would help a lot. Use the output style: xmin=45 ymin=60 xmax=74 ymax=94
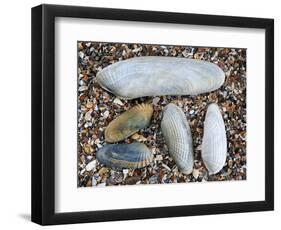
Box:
xmin=31 ymin=4 xmax=274 ymax=225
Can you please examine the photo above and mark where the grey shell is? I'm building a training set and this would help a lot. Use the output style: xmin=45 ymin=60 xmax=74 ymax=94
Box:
xmin=161 ymin=103 xmax=194 ymax=174
xmin=96 ymin=56 xmax=225 ymax=99
xmin=201 ymin=103 xmax=227 ymax=175
xmin=96 ymin=142 xmax=153 ymax=169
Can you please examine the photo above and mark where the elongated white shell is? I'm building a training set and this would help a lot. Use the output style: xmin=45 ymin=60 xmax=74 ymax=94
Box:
xmin=201 ymin=103 xmax=227 ymax=175
xmin=96 ymin=56 xmax=225 ymax=99
xmin=161 ymin=104 xmax=193 ymax=174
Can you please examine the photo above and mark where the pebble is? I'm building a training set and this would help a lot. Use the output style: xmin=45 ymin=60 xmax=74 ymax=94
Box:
xmin=83 ymin=144 xmax=93 ymax=154
xmin=96 ymin=143 xmax=103 ymax=148
xmin=149 ymin=175 xmax=158 ymax=184
xmin=113 ymin=97 xmax=124 ymax=105
xmin=85 ymin=160 xmax=96 ymax=171
xmin=123 ymin=169 xmax=129 ymax=179
xmin=155 ymin=155 xmax=163 ymax=161
xmin=86 ymin=101 xmax=93 ymax=109
xmin=192 ymin=169 xmax=200 ymax=179
xmin=152 ymin=97 xmax=160 ymax=105
xmin=103 ymin=110 xmax=109 ymax=119
xmin=98 ymin=167 xmax=108 ymax=176
xmin=125 ymin=176 xmax=140 ymax=185
xmin=78 ymin=86 xmax=88 ymax=92
xmin=131 ymin=133 xmax=140 ymax=140
xmin=138 ymin=135 xmax=147 ymax=142
xmin=196 ymin=145 xmax=202 ymax=151
xmin=84 ymin=109 xmax=92 ymax=121
xmin=161 ymin=163 xmax=171 ymax=171
xmin=79 ymin=51 xmax=84 ymax=59
xmin=92 ymin=177 xmax=97 ymax=186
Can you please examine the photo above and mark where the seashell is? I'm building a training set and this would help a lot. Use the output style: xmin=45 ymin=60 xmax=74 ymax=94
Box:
xmin=105 ymin=103 xmax=153 ymax=143
xmin=96 ymin=142 xmax=153 ymax=169
xmin=201 ymin=103 xmax=227 ymax=175
xmin=97 ymin=56 xmax=225 ymax=99
xmin=161 ymin=103 xmax=193 ymax=174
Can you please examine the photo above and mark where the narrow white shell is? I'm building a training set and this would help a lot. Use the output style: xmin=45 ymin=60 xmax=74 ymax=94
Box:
xmin=161 ymin=103 xmax=193 ymax=174
xmin=96 ymin=56 xmax=225 ymax=99
xmin=201 ymin=103 xmax=227 ymax=175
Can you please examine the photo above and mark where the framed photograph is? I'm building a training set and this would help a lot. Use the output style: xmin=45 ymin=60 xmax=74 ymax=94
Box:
xmin=31 ymin=4 xmax=274 ymax=225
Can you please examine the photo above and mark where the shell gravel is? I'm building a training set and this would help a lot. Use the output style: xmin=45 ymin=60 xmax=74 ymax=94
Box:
xmin=77 ymin=42 xmax=246 ymax=187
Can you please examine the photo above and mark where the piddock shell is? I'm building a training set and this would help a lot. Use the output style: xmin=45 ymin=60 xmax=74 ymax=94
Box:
xmin=201 ymin=103 xmax=227 ymax=175
xmin=97 ymin=56 xmax=225 ymax=99
xmin=161 ymin=103 xmax=193 ymax=174
xmin=96 ymin=143 xmax=153 ymax=169
xmin=105 ymin=103 xmax=153 ymax=143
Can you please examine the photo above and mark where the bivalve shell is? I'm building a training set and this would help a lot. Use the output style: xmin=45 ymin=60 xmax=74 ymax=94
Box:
xmin=96 ymin=143 xmax=153 ymax=169
xmin=105 ymin=103 xmax=153 ymax=143
xmin=161 ymin=103 xmax=194 ymax=174
xmin=201 ymin=103 xmax=227 ymax=175
xmin=97 ymin=56 xmax=225 ymax=99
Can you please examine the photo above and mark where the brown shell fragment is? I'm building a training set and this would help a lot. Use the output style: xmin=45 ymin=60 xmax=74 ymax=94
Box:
xmin=105 ymin=103 xmax=153 ymax=143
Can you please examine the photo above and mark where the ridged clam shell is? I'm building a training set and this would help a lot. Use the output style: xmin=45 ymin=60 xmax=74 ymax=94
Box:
xmin=161 ymin=103 xmax=193 ymax=174
xmin=97 ymin=56 xmax=225 ymax=99
xmin=96 ymin=143 xmax=153 ymax=169
xmin=105 ymin=103 xmax=153 ymax=143
xmin=201 ymin=103 xmax=227 ymax=175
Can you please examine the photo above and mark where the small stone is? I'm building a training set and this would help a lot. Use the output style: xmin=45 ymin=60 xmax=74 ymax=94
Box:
xmin=78 ymin=86 xmax=88 ymax=91
xmin=79 ymin=51 xmax=84 ymax=59
xmin=149 ymin=175 xmax=158 ymax=184
xmin=94 ymin=139 xmax=100 ymax=144
xmin=103 ymin=110 xmax=110 ymax=119
xmin=123 ymin=169 xmax=129 ymax=175
xmin=86 ymin=155 xmax=93 ymax=161
xmin=189 ymin=109 xmax=195 ymax=115
xmin=80 ymin=168 xmax=85 ymax=175
xmin=196 ymin=144 xmax=202 ymax=151
xmin=79 ymin=80 xmax=85 ymax=86
xmin=138 ymin=135 xmax=147 ymax=142
xmin=113 ymin=97 xmax=124 ymax=106
xmin=125 ymin=176 xmax=140 ymax=185
xmin=85 ymin=160 xmax=96 ymax=171
xmin=162 ymin=163 xmax=171 ymax=171
xmin=155 ymin=155 xmax=163 ymax=161
xmin=85 ymin=109 xmax=92 ymax=121
xmin=92 ymin=177 xmax=97 ymax=186
xmin=192 ymin=169 xmax=200 ymax=179
xmin=83 ymin=144 xmax=93 ymax=154
xmin=96 ymin=143 xmax=103 ymax=148
xmin=107 ymin=173 xmax=123 ymax=185
xmin=152 ymin=97 xmax=160 ymax=105
xmin=131 ymin=133 xmax=140 ymax=140
xmin=86 ymin=101 xmax=93 ymax=109
xmin=98 ymin=167 xmax=108 ymax=176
